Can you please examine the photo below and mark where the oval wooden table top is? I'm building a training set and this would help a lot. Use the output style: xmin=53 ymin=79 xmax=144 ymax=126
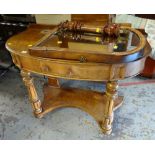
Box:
xmin=6 ymin=24 xmax=150 ymax=62
xmin=5 ymin=24 xmax=151 ymax=81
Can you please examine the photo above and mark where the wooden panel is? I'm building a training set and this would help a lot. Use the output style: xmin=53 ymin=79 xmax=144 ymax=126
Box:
xmin=40 ymin=60 xmax=111 ymax=81
xmin=71 ymin=14 xmax=109 ymax=25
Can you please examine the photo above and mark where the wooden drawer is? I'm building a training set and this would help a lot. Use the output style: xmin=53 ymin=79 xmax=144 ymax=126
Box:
xmin=40 ymin=60 xmax=111 ymax=81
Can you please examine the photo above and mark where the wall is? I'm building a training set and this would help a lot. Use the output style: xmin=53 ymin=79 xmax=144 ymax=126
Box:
xmin=35 ymin=14 xmax=71 ymax=24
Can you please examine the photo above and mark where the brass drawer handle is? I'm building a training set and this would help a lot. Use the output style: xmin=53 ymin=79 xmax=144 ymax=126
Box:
xmin=80 ymin=56 xmax=87 ymax=63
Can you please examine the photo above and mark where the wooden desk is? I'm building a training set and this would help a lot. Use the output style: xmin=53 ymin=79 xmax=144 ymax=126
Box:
xmin=6 ymin=23 xmax=151 ymax=134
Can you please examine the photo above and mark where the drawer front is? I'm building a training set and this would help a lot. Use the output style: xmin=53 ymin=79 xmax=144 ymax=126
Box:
xmin=40 ymin=60 xmax=111 ymax=81
xmin=15 ymin=55 xmax=129 ymax=81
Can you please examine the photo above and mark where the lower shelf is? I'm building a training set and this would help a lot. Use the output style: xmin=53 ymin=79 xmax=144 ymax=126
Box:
xmin=37 ymin=84 xmax=123 ymax=127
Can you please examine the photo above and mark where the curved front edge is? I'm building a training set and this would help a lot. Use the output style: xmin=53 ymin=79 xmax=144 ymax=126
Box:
xmin=8 ymin=52 xmax=147 ymax=82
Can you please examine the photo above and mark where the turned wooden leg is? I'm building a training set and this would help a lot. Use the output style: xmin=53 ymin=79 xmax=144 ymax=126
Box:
xmin=101 ymin=81 xmax=118 ymax=134
xmin=21 ymin=70 xmax=42 ymax=117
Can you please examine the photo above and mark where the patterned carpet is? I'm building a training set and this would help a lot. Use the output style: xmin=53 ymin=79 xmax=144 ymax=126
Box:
xmin=0 ymin=71 xmax=155 ymax=139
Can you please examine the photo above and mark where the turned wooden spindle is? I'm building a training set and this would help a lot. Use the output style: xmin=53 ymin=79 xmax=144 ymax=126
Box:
xmin=21 ymin=70 xmax=42 ymax=117
xmin=101 ymin=81 xmax=118 ymax=134
xmin=58 ymin=20 xmax=120 ymax=37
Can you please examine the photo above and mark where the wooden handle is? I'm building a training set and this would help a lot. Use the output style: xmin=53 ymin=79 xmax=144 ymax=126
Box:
xmin=58 ymin=20 xmax=120 ymax=37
